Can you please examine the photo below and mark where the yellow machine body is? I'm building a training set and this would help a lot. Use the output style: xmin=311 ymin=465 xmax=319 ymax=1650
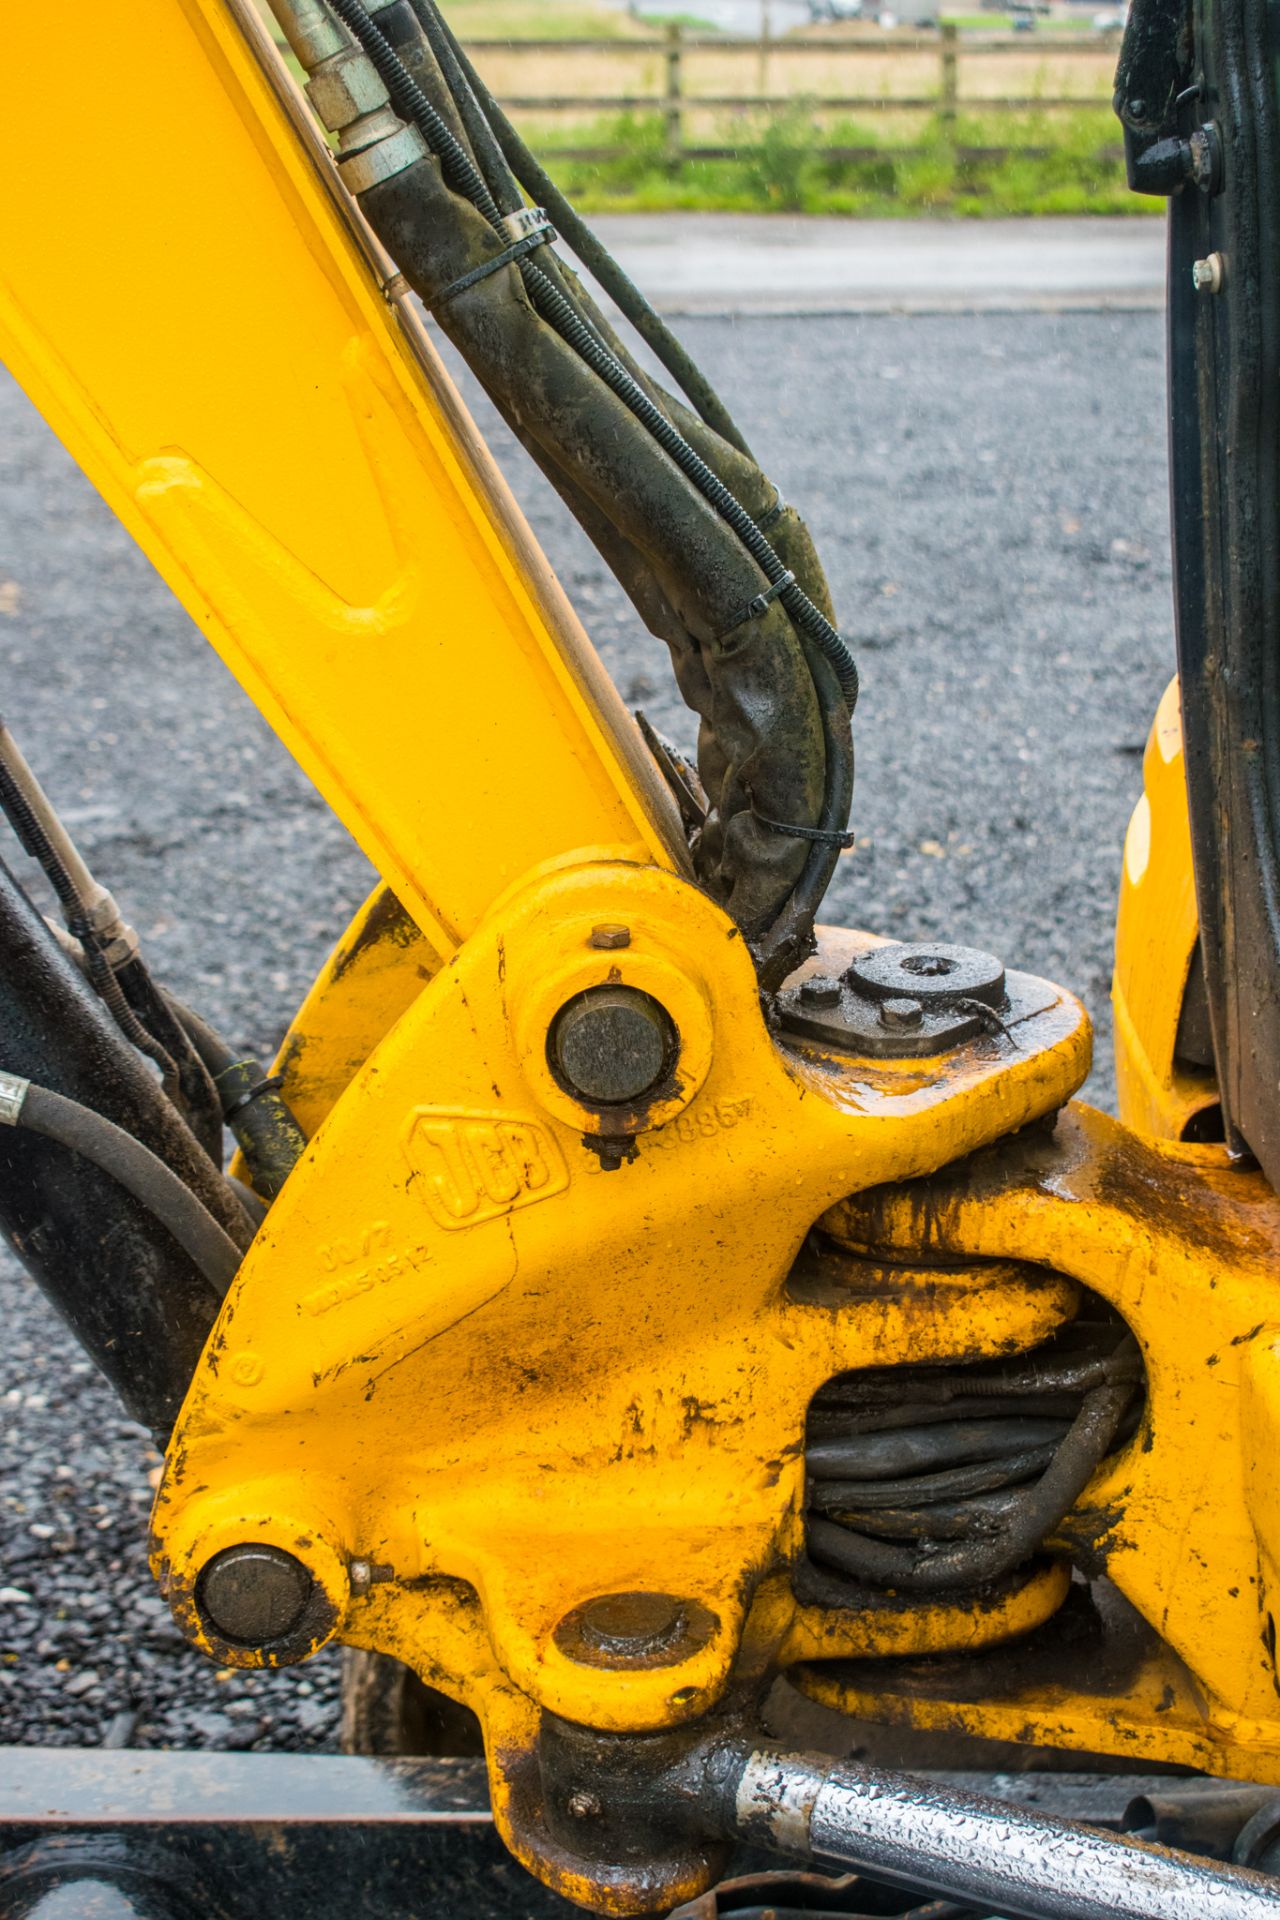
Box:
xmin=3 ymin=3 xmax=1279 ymax=1914
xmin=1114 ymin=677 xmax=1221 ymax=1146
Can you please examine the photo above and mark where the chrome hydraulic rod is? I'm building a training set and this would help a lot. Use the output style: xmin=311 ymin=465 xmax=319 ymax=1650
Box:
xmin=708 ymin=1745 xmax=1280 ymax=1920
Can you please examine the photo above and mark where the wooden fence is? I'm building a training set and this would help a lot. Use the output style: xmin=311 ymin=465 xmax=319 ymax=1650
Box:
xmin=463 ymin=23 xmax=1125 ymax=160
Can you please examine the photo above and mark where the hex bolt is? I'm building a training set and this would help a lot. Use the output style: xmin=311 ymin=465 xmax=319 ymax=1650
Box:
xmin=880 ymin=997 xmax=924 ymax=1031
xmin=567 ymin=1791 xmax=603 ymax=1820
xmin=197 ymin=1545 xmax=314 ymax=1648
xmin=551 ymin=987 xmax=675 ymax=1106
xmin=1192 ymin=253 xmax=1225 ymax=295
xmin=589 ymin=923 xmax=631 ymax=951
xmin=799 ymin=975 xmax=843 ymax=1009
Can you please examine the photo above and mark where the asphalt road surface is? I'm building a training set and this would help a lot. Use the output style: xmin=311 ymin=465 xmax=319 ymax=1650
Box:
xmin=592 ymin=213 xmax=1168 ymax=313
xmin=0 ymin=305 xmax=1174 ymax=1755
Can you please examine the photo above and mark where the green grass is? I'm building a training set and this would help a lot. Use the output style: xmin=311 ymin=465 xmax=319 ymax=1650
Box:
xmin=252 ymin=0 xmax=654 ymax=38
xmin=535 ymin=103 xmax=1141 ymax=215
xmin=934 ymin=12 xmax=1107 ymax=26
xmin=432 ymin=0 xmax=653 ymax=34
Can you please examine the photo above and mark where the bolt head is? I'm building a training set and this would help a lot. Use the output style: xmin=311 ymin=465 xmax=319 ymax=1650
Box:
xmin=196 ymin=1545 xmax=314 ymax=1649
xmin=589 ymin=923 xmax=632 ymax=951
xmin=799 ymin=974 xmax=843 ymax=1009
xmin=567 ymin=1791 xmax=602 ymax=1820
xmin=1192 ymin=253 xmax=1225 ymax=294
xmin=880 ymin=996 xmax=924 ymax=1031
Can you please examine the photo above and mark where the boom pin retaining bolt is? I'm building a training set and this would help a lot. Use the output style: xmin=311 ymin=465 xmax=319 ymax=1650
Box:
xmin=551 ymin=987 xmax=676 ymax=1106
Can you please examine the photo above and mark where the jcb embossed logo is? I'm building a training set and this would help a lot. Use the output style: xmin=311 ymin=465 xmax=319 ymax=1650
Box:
xmin=404 ymin=1109 xmax=568 ymax=1230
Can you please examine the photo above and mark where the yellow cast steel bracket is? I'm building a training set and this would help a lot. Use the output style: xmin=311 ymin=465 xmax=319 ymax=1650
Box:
xmin=0 ymin=0 xmax=684 ymax=966
xmin=270 ymin=884 xmax=442 ymax=1140
xmin=807 ymin=1103 xmax=1280 ymax=1784
xmin=151 ymin=891 xmax=1089 ymax=1911
xmin=1114 ymin=678 xmax=1220 ymax=1143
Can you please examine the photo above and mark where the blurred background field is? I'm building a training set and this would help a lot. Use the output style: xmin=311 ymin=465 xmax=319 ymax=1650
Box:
xmin=261 ymin=0 xmax=1138 ymax=214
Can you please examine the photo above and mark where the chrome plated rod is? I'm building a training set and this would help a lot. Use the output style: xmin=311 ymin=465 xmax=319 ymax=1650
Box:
xmin=717 ymin=1746 xmax=1280 ymax=1920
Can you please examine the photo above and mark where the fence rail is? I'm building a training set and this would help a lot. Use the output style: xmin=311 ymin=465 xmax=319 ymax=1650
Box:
xmin=464 ymin=23 xmax=1124 ymax=161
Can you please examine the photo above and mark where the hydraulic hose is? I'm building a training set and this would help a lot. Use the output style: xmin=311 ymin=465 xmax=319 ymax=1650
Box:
xmin=807 ymin=1416 xmax=1074 ymax=1481
xmin=416 ymin=0 xmax=755 ymax=457
xmin=323 ymin=0 xmax=860 ymax=711
xmin=0 ymin=1076 xmax=243 ymax=1298
xmin=808 ymin=1370 xmax=1134 ymax=1593
xmin=808 ymin=1449 xmax=1059 ymax=1514
xmin=0 ymin=726 xmax=178 ymax=1090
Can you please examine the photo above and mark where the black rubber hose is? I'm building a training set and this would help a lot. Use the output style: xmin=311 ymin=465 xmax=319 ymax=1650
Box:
xmin=332 ymin=0 xmax=855 ymax=967
xmin=808 ymin=1370 xmax=1136 ymax=1593
xmin=0 ymin=755 xmax=179 ymax=1090
xmin=807 ymin=1444 xmax=1061 ymax=1512
xmin=421 ymin=1 xmax=755 ymax=457
xmin=810 ymin=1491 xmax=1028 ymax=1542
xmin=116 ymin=955 xmax=223 ymax=1164
xmin=326 ymin=0 xmax=860 ymax=711
xmin=11 ymin=1083 xmax=243 ymax=1297
xmin=808 ymin=1392 xmax=1093 ymax=1436
xmin=521 ymin=260 xmax=860 ymax=705
xmin=816 ymin=1346 xmax=1142 ymax=1408
xmin=399 ymin=0 xmax=525 ymax=216
xmin=335 ymin=0 xmax=852 ymax=965
xmin=755 ymin=639 xmax=854 ymax=987
xmin=806 ymin=1416 xmax=1073 ymax=1482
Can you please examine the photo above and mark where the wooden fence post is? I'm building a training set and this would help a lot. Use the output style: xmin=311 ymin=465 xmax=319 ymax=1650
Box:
xmin=664 ymin=20 xmax=684 ymax=161
xmin=939 ymin=21 xmax=959 ymax=125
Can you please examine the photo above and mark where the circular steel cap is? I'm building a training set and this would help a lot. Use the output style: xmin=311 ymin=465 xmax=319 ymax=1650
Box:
xmin=847 ymin=942 xmax=1006 ymax=1009
xmin=196 ymin=1545 xmax=314 ymax=1648
xmin=554 ymin=1590 xmax=718 ymax=1670
xmin=551 ymin=986 xmax=676 ymax=1106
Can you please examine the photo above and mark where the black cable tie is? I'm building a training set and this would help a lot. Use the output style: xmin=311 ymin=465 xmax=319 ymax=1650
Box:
xmin=433 ymin=222 xmax=556 ymax=308
xmin=750 ymin=800 xmax=854 ymax=851
xmin=220 ymin=1072 xmax=285 ymax=1122
xmin=717 ymin=570 xmax=797 ymax=641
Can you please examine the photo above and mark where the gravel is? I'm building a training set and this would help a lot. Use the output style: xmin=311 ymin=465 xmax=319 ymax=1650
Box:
xmin=0 ymin=310 xmax=1174 ymax=1753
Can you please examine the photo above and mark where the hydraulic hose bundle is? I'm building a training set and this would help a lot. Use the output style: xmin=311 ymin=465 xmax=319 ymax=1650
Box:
xmin=272 ymin=0 xmax=858 ymax=986
xmin=804 ymin=1316 xmax=1144 ymax=1598
xmin=0 ymin=722 xmax=308 ymax=1432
